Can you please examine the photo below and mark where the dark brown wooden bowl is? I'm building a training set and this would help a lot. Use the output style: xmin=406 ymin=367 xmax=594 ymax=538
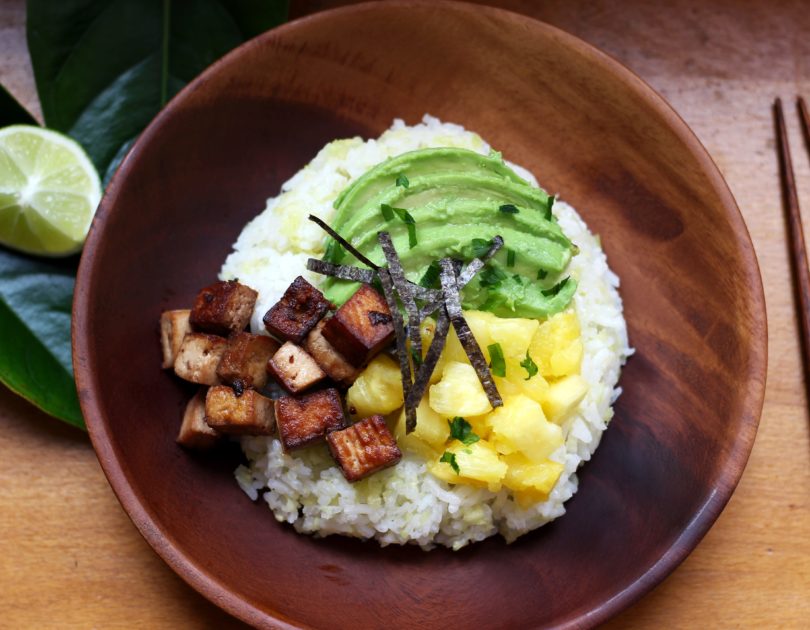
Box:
xmin=72 ymin=2 xmax=767 ymax=628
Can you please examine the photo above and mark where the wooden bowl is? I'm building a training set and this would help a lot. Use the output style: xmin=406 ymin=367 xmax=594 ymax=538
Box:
xmin=73 ymin=2 xmax=766 ymax=628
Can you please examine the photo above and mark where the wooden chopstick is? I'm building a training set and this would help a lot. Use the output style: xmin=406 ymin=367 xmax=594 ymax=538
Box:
xmin=774 ymin=97 xmax=810 ymax=402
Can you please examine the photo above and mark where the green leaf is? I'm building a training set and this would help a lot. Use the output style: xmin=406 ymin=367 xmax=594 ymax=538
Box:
xmin=0 ymin=248 xmax=83 ymax=428
xmin=380 ymin=203 xmax=395 ymax=221
xmin=0 ymin=84 xmax=37 ymax=126
xmin=27 ymin=0 xmax=289 ymax=177
xmin=448 ymin=417 xmax=479 ymax=446
xmin=520 ymin=351 xmax=538 ymax=380
xmin=440 ymin=451 xmax=460 ymax=474
xmin=488 ymin=342 xmax=506 ymax=377
xmin=418 ymin=261 xmax=441 ymax=289
xmin=541 ymin=276 xmax=570 ymax=297
xmin=469 ymin=237 xmax=493 ymax=259
xmin=506 ymin=248 xmax=516 ymax=268
xmin=499 ymin=203 xmax=519 ymax=214
xmin=395 ymin=174 xmax=409 ymax=188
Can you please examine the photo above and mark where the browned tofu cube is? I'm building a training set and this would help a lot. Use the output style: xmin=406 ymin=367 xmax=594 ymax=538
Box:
xmin=262 ymin=276 xmax=332 ymax=343
xmin=160 ymin=309 xmax=192 ymax=369
xmin=326 ymin=415 xmax=402 ymax=482
xmin=266 ymin=341 xmax=326 ymax=393
xmin=216 ymin=332 xmax=279 ymax=389
xmin=274 ymin=388 xmax=347 ymax=451
xmin=173 ymin=333 xmax=228 ymax=385
xmin=177 ymin=388 xmax=219 ymax=449
xmin=321 ymin=284 xmax=394 ymax=367
xmin=204 ymin=386 xmax=275 ymax=435
xmin=189 ymin=280 xmax=258 ymax=335
xmin=304 ymin=319 xmax=360 ymax=386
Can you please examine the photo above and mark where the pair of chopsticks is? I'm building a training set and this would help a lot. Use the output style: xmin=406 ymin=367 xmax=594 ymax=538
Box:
xmin=774 ymin=97 xmax=810 ymax=400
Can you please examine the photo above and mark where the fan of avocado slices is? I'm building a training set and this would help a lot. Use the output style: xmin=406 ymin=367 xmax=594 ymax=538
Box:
xmin=320 ymin=147 xmax=578 ymax=319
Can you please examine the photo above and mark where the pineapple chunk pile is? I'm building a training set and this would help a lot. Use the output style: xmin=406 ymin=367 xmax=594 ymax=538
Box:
xmin=346 ymin=310 xmax=589 ymax=506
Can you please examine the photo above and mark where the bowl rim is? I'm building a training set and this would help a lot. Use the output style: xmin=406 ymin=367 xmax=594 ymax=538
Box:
xmin=72 ymin=1 xmax=767 ymax=628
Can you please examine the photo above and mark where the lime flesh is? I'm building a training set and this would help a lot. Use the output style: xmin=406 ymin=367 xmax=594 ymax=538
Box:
xmin=0 ymin=125 xmax=101 ymax=256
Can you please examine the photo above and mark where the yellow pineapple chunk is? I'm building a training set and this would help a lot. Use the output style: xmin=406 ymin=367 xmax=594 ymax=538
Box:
xmin=528 ymin=311 xmax=582 ymax=378
xmin=394 ymin=396 xmax=449 ymax=449
xmin=502 ymin=452 xmax=564 ymax=496
xmin=429 ymin=439 xmax=507 ymax=491
xmin=346 ymin=354 xmax=404 ymax=418
xmin=488 ymin=315 xmax=539 ymax=361
xmin=429 ymin=361 xmax=493 ymax=417
xmin=504 ymin=357 xmax=549 ymax=404
xmin=487 ymin=394 xmax=563 ymax=462
xmin=542 ymin=374 xmax=589 ymax=424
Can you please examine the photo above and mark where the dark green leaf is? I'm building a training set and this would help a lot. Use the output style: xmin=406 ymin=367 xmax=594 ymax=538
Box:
xmin=487 ymin=342 xmax=506 ymax=377
xmin=440 ymin=451 xmax=460 ymax=474
xmin=499 ymin=204 xmax=518 ymax=214
xmin=479 ymin=266 xmax=506 ymax=288
xmin=520 ymin=351 xmax=538 ymax=380
xmin=541 ymin=277 xmax=570 ymax=297
xmin=544 ymin=195 xmax=555 ymax=221
xmin=395 ymin=174 xmax=409 ymax=188
xmin=537 ymin=269 xmax=548 ymax=280
xmin=448 ymin=416 xmax=479 ymax=446
xmin=506 ymin=248 xmax=516 ymax=268
xmin=0 ymin=84 xmax=37 ymax=126
xmin=419 ymin=261 xmax=441 ymax=289
xmin=27 ymin=0 xmax=289 ymax=177
xmin=470 ymin=237 xmax=492 ymax=259
xmin=406 ymin=222 xmax=417 ymax=249
xmin=0 ymin=248 xmax=83 ymax=428
xmin=380 ymin=203 xmax=395 ymax=221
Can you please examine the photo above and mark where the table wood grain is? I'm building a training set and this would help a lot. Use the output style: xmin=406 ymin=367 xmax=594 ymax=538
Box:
xmin=1 ymin=0 xmax=808 ymax=627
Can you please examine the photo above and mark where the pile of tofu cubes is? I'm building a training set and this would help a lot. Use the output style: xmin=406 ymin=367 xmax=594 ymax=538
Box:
xmin=160 ymin=276 xmax=402 ymax=482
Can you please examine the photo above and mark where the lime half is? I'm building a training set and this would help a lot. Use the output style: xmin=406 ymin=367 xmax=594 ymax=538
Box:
xmin=0 ymin=125 xmax=101 ymax=256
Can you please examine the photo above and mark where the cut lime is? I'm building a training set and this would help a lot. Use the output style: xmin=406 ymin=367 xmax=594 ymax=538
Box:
xmin=0 ymin=125 xmax=101 ymax=256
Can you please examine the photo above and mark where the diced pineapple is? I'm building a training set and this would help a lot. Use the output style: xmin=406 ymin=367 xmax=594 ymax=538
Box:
xmin=464 ymin=412 xmax=491 ymax=440
xmin=419 ymin=318 xmax=450 ymax=383
xmin=528 ymin=311 xmax=582 ymax=378
xmin=504 ymin=357 xmax=549 ymax=404
xmin=346 ymin=354 xmax=404 ymax=418
xmin=487 ymin=394 xmax=563 ymax=462
xmin=429 ymin=361 xmax=493 ymax=417
xmin=396 ymin=431 xmax=441 ymax=460
xmin=502 ymin=452 xmax=564 ymax=496
xmin=429 ymin=439 xmax=507 ymax=492
xmin=394 ymin=396 xmax=449 ymax=449
xmin=542 ymin=374 xmax=589 ymax=424
xmin=488 ymin=315 xmax=539 ymax=361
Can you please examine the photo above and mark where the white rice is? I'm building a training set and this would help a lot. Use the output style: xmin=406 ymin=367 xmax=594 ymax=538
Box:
xmin=222 ymin=115 xmax=631 ymax=549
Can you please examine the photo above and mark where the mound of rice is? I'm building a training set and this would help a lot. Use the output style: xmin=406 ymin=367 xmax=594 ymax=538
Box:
xmin=222 ymin=115 xmax=631 ymax=549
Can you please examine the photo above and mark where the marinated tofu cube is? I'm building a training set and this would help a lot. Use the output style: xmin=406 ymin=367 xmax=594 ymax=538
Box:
xmin=304 ymin=319 xmax=360 ymax=386
xmin=177 ymin=388 xmax=220 ymax=449
xmin=326 ymin=415 xmax=402 ymax=482
xmin=321 ymin=284 xmax=394 ymax=367
xmin=267 ymin=341 xmax=326 ymax=393
xmin=204 ymin=385 xmax=275 ymax=435
xmin=189 ymin=280 xmax=258 ymax=335
xmin=174 ymin=333 xmax=228 ymax=385
xmin=216 ymin=332 xmax=279 ymax=389
xmin=262 ymin=275 xmax=332 ymax=343
xmin=274 ymin=388 xmax=347 ymax=451
xmin=160 ymin=309 xmax=192 ymax=369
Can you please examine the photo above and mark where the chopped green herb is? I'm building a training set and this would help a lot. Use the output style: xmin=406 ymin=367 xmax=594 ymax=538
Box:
xmin=396 ymin=174 xmax=410 ymax=188
xmin=406 ymin=222 xmax=417 ymax=248
xmin=537 ymin=269 xmax=548 ymax=280
xmin=488 ymin=342 xmax=506 ymax=377
xmin=541 ymin=276 xmax=570 ymax=297
xmin=448 ymin=417 xmax=480 ymax=446
xmin=479 ymin=266 xmax=507 ymax=288
xmin=507 ymin=248 xmax=516 ymax=268
xmin=380 ymin=203 xmax=395 ymax=221
xmin=440 ymin=451 xmax=460 ymax=474
xmin=571 ymin=243 xmax=580 ymax=256
xmin=324 ymin=238 xmax=342 ymax=262
xmin=470 ymin=237 xmax=493 ymax=258
xmin=410 ymin=345 xmax=422 ymax=367
xmin=544 ymin=195 xmax=555 ymax=221
xmin=520 ymin=351 xmax=539 ymax=380
xmin=499 ymin=204 xmax=519 ymax=214
xmin=419 ymin=261 xmax=441 ymax=288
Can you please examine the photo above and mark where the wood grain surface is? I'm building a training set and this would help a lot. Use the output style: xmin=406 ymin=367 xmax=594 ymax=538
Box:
xmin=0 ymin=0 xmax=808 ymax=628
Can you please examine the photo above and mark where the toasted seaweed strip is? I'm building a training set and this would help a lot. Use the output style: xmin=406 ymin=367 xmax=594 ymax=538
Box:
xmin=404 ymin=307 xmax=451 ymax=417
xmin=377 ymin=267 xmax=415 ymax=428
xmin=306 ymin=259 xmax=376 ymax=284
xmin=308 ymin=214 xmax=380 ymax=270
xmin=378 ymin=232 xmax=422 ymax=361
xmin=439 ymin=258 xmax=502 ymax=409
xmin=458 ymin=235 xmax=504 ymax=288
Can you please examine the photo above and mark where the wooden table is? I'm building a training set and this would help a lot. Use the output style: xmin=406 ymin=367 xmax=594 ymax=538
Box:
xmin=1 ymin=0 xmax=808 ymax=627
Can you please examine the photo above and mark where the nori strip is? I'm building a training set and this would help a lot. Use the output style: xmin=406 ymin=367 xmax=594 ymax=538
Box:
xmin=376 ymin=267 xmax=415 ymax=428
xmin=306 ymin=258 xmax=375 ymax=284
xmin=458 ymin=235 xmax=503 ymax=288
xmin=439 ymin=258 xmax=502 ymax=409
xmin=308 ymin=214 xmax=379 ymax=270
xmin=378 ymin=232 xmax=422 ymax=361
xmin=404 ymin=306 xmax=451 ymax=417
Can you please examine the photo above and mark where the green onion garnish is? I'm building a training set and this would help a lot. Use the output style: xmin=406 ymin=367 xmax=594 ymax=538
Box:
xmin=507 ymin=248 xmax=516 ymax=268
xmin=499 ymin=204 xmax=519 ymax=214
xmin=544 ymin=195 xmax=555 ymax=221
xmin=488 ymin=342 xmax=506 ymax=377
xmin=541 ymin=277 xmax=570 ymax=297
